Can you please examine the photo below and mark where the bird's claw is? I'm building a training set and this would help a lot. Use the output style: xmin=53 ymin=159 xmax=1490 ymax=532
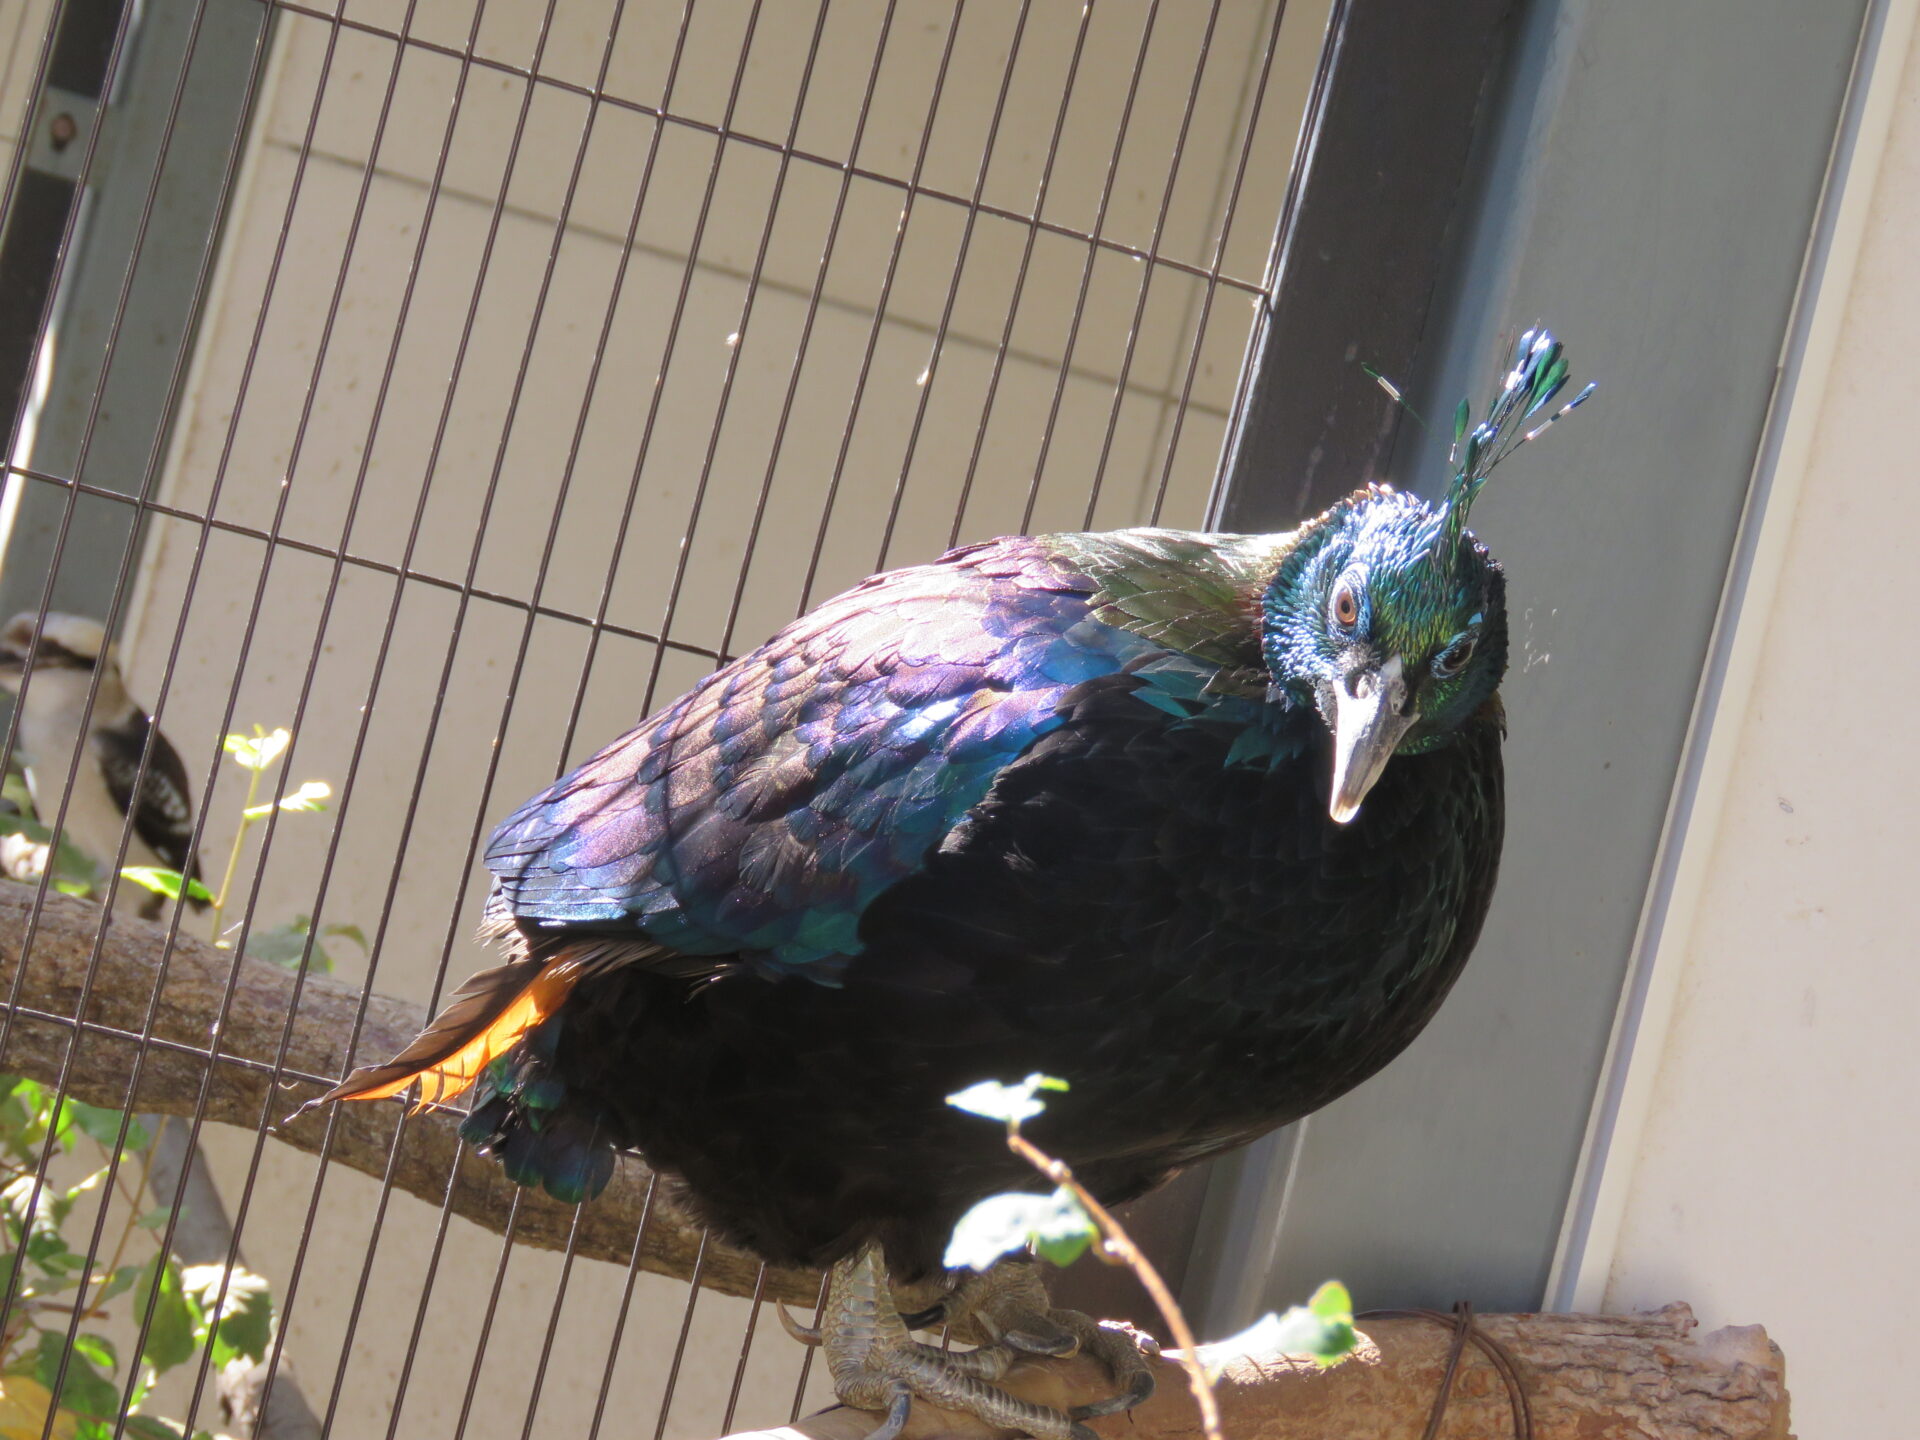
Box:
xmin=930 ymin=1261 xmax=1157 ymax=1420
xmin=814 ymin=1243 xmax=1094 ymax=1440
xmin=777 ymin=1301 xmax=823 ymax=1346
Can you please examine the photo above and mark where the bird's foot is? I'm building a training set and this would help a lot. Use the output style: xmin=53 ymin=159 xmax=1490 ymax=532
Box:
xmin=910 ymin=1258 xmax=1157 ymax=1421
xmin=778 ymin=1242 xmax=1096 ymax=1440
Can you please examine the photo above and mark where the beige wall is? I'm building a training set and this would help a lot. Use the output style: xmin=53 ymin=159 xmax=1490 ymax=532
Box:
xmin=0 ymin=0 xmax=50 ymax=182
xmin=1586 ymin=10 xmax=1920 ymax=1437
xmin=111 ymin=2 xmax=1329 ymax=1434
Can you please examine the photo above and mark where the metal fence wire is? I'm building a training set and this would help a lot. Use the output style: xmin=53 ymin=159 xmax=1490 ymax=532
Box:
xmin=0 ymin=0 xmax=1339 ymax=1435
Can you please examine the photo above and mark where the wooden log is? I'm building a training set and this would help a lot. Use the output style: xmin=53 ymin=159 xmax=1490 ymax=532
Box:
xmin=729 ymin=1303 xmax=1790 ymax=1440
xmin=0 ymin=885 xmax=818 ymax=1303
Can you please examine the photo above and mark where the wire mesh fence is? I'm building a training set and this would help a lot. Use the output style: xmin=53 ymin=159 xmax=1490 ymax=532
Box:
xmin=0 ymin=0 xmax=1335 ymax=1435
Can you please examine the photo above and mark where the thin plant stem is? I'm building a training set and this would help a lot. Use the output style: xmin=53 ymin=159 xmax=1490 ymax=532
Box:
xmin=1004 ymin=1127 xmax=1223 ymax=1440
xmin=209 ymin=759 xmax=263 ymax=946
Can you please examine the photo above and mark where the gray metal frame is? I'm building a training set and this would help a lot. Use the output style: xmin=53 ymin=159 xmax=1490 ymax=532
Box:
xmin=0 ymin=0 xmax=271 ymax=624
xmin=1190 ymin=0 xmax=1873 ymax=1327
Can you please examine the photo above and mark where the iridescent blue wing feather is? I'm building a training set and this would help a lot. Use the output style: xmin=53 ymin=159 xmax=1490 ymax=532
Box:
xmin=486 ymin=538 xmax=1180 ymax=976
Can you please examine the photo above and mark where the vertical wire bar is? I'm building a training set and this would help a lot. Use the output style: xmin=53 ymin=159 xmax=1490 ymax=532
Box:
xmin=1021 ymin=1 xmax=1228 ymax=537
xmin=607 ymin=0 xmax=770 ymax=719
xmin=583 ymin=1173 xmax=661 ymax=1440
xmin=708 ymin=0 xmax=903 ymax=660
xmin=791 ymin=0 xmax=970 ymax=611
xmin=0 ymin=0 xmax=63 ymax=276
xmin=863 ymin=0 xmax=1053 ymax=570
xmin=785 ymin=1271 xmax=831 ymax=1423
xmin=650 ymin=1230 xmax=713 ymax=1440
xmin=1203 ymin=0 xmax=1353 ymax=530
xmin=949 ymin=0 xmax=1160 ymax=544
xmin=719 ymin=1265 xmax=772 ymax=1433
xmin=1146 ymin=1 xmax=1294 ymax=523
xmin=227 ymin=9 xmax=513 ymax=1428
xmin=1067 ymin=0 xmax=1228 ymax=529
xmin=537 ymin=0 xmax=701 ymax=770
xmin=516 ymin=1187 xmax=594 ymax=1440
xmin=448 ymin=1192 xmax=528 ymax=1439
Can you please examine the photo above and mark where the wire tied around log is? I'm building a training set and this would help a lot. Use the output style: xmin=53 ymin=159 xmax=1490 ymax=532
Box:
xmin=1357 ymin=1304 xmax=1534 ymax=1440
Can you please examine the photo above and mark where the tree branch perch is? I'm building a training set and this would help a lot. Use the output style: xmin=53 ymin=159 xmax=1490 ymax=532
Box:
xmin=731 ymin=1304 xmax=1789 ymax=1440
xmin=0 ymin=886 xmax=816 ymax=1304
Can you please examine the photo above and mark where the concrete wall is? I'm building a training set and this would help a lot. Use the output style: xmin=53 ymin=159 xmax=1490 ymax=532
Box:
xmin=1590 ymin=10 xmax=1920 ymax=1437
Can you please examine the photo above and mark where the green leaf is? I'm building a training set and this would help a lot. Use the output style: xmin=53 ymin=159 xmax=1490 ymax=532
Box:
xmin=65 ymin=1102 xmax=143 ymax=1152
xmin=944 ymin=1187 xmax=1095 ymax=1271
xmin=1227 ymin=1279 xmax=1358 ymax=1368
xmin=69 ymin=1336 xmax=115 ymax=1375
xmin=2 ymin=768 xmax=35 ymax=814
xmin=180 ymin=1265 xmax=272 ymax=1368
xmin=133 ymin=1208 xmax=173 ymax=1232
xmin=944 ymin=1074 xmax=1069 ymax=1125
xmin=0 ymin=814 xmax=53 ymax=846
xmin=223 ymin=728 xmax=290 ymax=772
xmin=92 ymin=1265 xmax=141 ymax=1306
xmin=321 ymin=923 xmax=367 ymax=953
xmin=242 ymin=924 xmax=311 ymax=969
xmin=52 ymin=1167 xmax=108 ymax=1223
xmin=31 ymin=1330 xmax=122 ymax=1421
xmin=117 ymin=869 xmax=213 ymax=905
xmin=121 ymin=1419 xmax=186 ymax=1440
xmin=131 ymin=1257 xmax=198 ymax=1373
xmin=1309 ymin=1279 xmax=1351 ymax=1318
xmin=1452 ymin=397 xmax=1471 ymax=448
xmin=240 ymin=781 xmax=330 ymax=820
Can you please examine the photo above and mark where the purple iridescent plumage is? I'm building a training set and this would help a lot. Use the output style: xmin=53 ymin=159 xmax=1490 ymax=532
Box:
xmin=487 ymin=537 xmax=1171 ymax=976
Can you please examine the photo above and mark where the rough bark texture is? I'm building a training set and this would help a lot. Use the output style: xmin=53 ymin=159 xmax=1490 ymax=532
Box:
xmin=0 ymin=886 xmax=814 ymax=1303
xmin=734 ymin=1304 xmax=1790 ymax=1440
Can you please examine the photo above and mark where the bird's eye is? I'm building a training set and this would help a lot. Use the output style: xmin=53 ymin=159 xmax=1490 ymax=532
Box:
xmin=1330 ymin=581 xmax=1361 ymax=631
xmin=1432 ymin=636 xmax=1477 ymax=679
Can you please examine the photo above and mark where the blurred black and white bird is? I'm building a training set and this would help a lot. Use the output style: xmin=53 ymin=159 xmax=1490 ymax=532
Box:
xmin=0 ymin=613 xmax=204 ymax=918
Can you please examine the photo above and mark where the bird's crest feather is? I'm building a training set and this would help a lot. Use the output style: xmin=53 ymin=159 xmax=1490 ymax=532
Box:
xmin=1434 ymin=325 xmax=1595 ymax=570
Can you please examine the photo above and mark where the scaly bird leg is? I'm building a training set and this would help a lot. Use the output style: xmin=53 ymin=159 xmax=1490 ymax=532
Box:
xmin=780 ymin=1241 xmax=1097 ymax=1440
xmin=918 ymin=1260 xmax=1157 ymax=1421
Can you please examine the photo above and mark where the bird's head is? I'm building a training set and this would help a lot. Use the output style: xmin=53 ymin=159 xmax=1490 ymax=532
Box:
xmin=0 ymin=612 xmax=111 ymax=695
xmin=1259 ymin=326 xmax=1593 ymax=824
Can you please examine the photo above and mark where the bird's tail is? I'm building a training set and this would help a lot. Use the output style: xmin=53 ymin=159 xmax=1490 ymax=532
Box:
xmin=317 ymin=953 xmax=590 ymax=1111
xmin=457 ymin=1017 xmax=615 ymax=1203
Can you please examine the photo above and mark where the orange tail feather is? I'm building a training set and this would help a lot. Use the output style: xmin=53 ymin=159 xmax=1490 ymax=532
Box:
xmin=320 ymin=956 xmax=585 ymax=1111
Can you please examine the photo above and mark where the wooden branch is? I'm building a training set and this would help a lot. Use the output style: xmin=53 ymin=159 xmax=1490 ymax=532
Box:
xmin=731 ymin=1304 xmax=1789 ymax=1440
xmin=0 ymin=886 xmax=818 ymax=1304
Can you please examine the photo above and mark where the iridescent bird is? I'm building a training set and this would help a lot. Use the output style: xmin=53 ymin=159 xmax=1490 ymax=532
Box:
xmin=326 ymin=329 xmax=1590 ymax=1438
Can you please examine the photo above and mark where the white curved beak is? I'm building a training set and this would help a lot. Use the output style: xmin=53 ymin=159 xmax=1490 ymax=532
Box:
xmin=1329 ymin=656 xmax=1417 ymax=824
